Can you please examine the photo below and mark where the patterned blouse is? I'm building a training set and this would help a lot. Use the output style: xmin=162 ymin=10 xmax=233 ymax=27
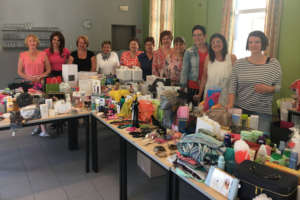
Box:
xmin=152 ymin=48 xmax=173 ymax=77
xmin=165 ymin=53 xmax=183 ymax=85
xmin=120 ymin=51 xmax=143 ymax=67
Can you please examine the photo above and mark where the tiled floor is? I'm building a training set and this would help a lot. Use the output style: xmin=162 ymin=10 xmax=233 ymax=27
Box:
xmin=0 ymin=124 xmax=208 ymax=200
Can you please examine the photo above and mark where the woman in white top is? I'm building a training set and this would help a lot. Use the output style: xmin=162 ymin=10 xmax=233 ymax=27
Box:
xmin=198 ymin=33 xmax=236 ymax=106
xmin=96 ymin=41 xmax=120 ymax=75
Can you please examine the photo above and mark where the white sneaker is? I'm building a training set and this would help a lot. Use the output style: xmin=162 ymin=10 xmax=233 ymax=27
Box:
xmin=39 ymin=131 xmax=50 ymax=137
xmin=31 ymin=127 xmax=41 ymax=135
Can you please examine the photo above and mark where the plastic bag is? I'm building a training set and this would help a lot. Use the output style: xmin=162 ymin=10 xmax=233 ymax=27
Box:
xmin=204 ymin=89 xmax=221 ymax=111
xmin=138 ymin=100 xmax=154 ymax=123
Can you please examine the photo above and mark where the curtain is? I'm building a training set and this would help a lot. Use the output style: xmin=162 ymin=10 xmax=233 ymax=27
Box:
xmin=149 ymin=0 xmax=174 ymax=48
xmin=220 ymin=0 xmax=234 ymax=52
xmin=264 ymin=0 xmax=283 ymax=58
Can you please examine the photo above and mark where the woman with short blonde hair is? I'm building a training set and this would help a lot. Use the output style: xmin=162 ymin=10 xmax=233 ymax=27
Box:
xmin=17 ymin=34 xmax=51 ymax=137
xmin=69 ymin=35 xmax=96 ymax=71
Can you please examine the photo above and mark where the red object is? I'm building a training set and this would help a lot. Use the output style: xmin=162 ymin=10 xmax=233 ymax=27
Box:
xmin=188 ymin=51 xmax=208 ymax=89
xmin=46 ymin=76 xmax=62 ymax=84
xmin=290 ymin=79 xmax=300 ymax=111
xmin=280 ymin=121 xmax=294 ymax=129
xmin=235 ymin=151 xmax=250 ymax=164
xmin=155 ymin=138 xmax=167 ymax=144
xmin=177 ymin=152 xmax=198 ymax=165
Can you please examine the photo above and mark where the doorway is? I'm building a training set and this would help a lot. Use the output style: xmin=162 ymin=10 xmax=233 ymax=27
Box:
xmin=111 ymin=25 xmax=136 ymax=55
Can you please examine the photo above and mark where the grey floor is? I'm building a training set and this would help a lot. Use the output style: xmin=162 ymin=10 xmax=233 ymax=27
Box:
xmin=0 ymin=123 xmax=209 ymax=200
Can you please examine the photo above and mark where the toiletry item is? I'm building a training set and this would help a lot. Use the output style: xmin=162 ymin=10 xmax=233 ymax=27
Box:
xmin=217 ymin=155 xmax=225 ymax=170
xmin=289 ymin=152 xmax=298 ymax=169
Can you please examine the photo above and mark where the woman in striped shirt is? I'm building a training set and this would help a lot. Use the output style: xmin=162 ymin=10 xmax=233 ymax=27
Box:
xmin=228 ymin=31 xmax=282 ymax=133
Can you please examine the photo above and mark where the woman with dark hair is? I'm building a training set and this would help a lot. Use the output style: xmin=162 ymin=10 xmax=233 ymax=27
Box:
xmin=120 ymin=38 xmax=143 ymax=67
xmin=228 ymin=31 xmax=282 ymax=133
xmin=45 ymin=31 xmax=70 ymax=77
xmin=166 ymin=36 xmax=186 ymax=85
xmin=180 ymin=25 xmax=208 ymax=105
xmin=152 ymin=30 xmax=173 ymax=77
xmin=138 ymin=37 xmax=155 ymax=80
xmin=197 ymin=33 xmax=236 ymax=106
xmin=96 ymin=41 xmax=119 ymax=75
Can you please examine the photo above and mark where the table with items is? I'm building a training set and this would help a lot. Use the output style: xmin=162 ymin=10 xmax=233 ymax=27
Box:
xmin=1 ymin=64 xmax=300 ymax=200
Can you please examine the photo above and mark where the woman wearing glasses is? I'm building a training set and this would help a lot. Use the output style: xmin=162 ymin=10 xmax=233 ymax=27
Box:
xmin=180 ymin=25 xmax=208 ymax=105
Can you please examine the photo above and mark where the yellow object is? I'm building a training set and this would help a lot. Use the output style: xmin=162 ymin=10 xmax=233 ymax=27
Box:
xmin=6 ymin=96 xmax=14 ymax=112
xmin=265 ymin=161 xmax=300 ymax=184
xmin=118 ymin=97 xmax=133 ymax=118
xmin=109 ymin=89 xmax=130 ymax=102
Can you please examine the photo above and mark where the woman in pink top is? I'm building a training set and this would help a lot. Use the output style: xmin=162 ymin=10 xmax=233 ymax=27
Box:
xmin=18 ymin=34 xmax=51 ymax=83
xmin=17 ymin=34 xmax=51 ymax=137
xmin=120 ymin=38 xmax=143 ymax=67
xmin=44 ymin=31 xmax=70 ymax=77
xmin=152 ymin=30 xmax=173 ymax=77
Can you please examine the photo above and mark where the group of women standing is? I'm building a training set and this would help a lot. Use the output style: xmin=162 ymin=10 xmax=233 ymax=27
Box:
xmin=17 ymin=25 xmax=281 ymax=134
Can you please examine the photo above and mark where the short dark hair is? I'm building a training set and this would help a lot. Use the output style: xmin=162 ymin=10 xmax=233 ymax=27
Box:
xmin=173 ymin=36 xmax=185 ymax=45
xmin=50 ymin=31 xmax=65 ymax=56
xmin=144 ymin=36 xmax=155 ymax=45
xmin=192 ymin=25 xmax=206 ymax=36
xmin=208 ymin=33 xmax=228 ymax=62
xmin=159 ymin=30 xmax=173 ymax=45
xmin=128 ymin=38 xmax=140 ymax=47
xmin=101 ymin=40 xmax=111 ymax=48
xmin=246 ymin=31 xmax=268 ymax=51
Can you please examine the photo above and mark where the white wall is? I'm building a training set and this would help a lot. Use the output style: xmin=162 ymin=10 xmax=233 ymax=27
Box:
xmin=0 ymin=0 xmax=143 ymax=88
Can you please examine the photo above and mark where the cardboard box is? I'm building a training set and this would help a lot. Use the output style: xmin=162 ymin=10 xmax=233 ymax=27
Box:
xmin=137 ymin=151 xmax=166 ymax=178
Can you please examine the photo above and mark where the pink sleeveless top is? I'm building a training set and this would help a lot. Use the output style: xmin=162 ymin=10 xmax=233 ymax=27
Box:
xmin=20 ymin=51 xmax=46 ymax=76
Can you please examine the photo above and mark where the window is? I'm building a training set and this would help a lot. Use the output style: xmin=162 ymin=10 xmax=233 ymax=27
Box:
xmin=149 ymin=0 xmax=174 ymax=48
xmin=231 ymin=0 xmax=267 ymax=58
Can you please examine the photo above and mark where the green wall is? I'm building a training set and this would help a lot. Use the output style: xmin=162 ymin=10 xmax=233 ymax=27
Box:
xmin=174 ymin=0 xmax=223 ymax=46
xmin=142 ymin=0 xmax=150 ymax=45
xmin=174 ymin=0 xmax=207 ymax=46
xmin=277 ymin=0 xmax=300 ymax=98
xmin=143 ymin=0 xmax=300 ymax=108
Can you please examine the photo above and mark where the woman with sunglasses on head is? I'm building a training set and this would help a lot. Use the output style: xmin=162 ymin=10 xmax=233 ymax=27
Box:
xmin=198 ymin=33 xmax=236 ymax=106
xmin=45 ymin=31 xmax=70 ymax=77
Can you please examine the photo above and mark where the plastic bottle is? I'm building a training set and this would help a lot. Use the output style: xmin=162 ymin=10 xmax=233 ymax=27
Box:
xmin=217 ymin=155 xmax=225 ymax=170
xmin=289 ymin=152 xmax=298 ymax=169
xmin=6 ymin=96 xmax=14 ymax=112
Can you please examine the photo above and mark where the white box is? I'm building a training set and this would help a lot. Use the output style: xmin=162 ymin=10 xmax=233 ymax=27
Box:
xmin=137 ymin=151 xmax=166 ymax=178
xmin=62 ymin=64 xmax=78 ymax=87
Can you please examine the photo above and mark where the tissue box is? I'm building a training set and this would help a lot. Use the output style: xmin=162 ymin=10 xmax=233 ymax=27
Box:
xmin=62 ymin=64 xmax=78 ymax=87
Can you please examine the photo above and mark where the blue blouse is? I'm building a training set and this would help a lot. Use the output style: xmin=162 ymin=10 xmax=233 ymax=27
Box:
xmin=138 ymin=53 xmax=153 ymax=80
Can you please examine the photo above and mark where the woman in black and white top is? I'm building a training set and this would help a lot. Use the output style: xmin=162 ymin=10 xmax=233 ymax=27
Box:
xmin=96 ymin=41 xmax=120 ymax=75
xmin=228 ymin=31 xmax=282 ymax=133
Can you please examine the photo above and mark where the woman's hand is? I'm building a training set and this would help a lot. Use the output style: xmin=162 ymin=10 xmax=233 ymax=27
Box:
xmin=254 ymin=84 xmax=274 ymax=94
